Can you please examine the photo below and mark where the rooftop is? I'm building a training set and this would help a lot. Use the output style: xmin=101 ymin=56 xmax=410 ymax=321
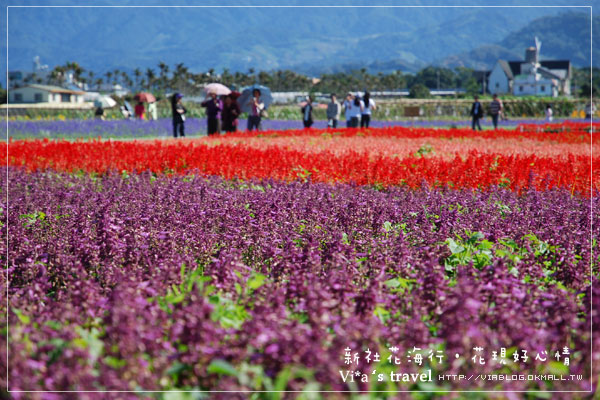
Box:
xmin=16 ymin=84 xmax=85 ymax=94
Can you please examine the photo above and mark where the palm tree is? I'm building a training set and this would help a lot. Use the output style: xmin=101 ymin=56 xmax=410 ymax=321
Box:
xmin=50 ymin=66 xmax=66 ymax=86
xmin=87 ymin=71 xmax=95 ymax=89
xmin=158 ymin=62 xmax=169 ymax=90
xmin=145 ymin=68 xmax=156 ymax=91
xmin=110 ymin=69 xmax=121 ymax=86
xmin=133 ymin=68 xmax=142 ymax=91
xmin=221 ymin=68 xmax=233 ymax=87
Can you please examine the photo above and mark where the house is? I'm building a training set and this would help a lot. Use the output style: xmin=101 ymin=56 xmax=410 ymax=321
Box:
xmin=88 ymin=83 xmax=130 ymax=97
xmin=488 ymin=60 xmax=514 ymax=94
xmin=488 ymin=38 xmax=571 ymax=97
xmin=8 ymin=84 xmax=85 ymax=104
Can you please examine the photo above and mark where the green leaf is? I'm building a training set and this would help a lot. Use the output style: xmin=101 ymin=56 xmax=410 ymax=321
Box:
xmin=166 ymin=361 xmax=191 ymax=377
xmin=447 ymin=239 xmax=465 ymax=254
xmin=44 ymin=320 xmax=62 ymax=330
xmin=374 ymin=304 xmax=390 ymax=324
xmin=385 ymin=278 xmax=400 ymax=288
xmin=548 ymin=361 xmax=569 ymax=375
xmin=247 ymin=273 xmax=266 ymax=291
xmin=479 ymin=240 xmax=494 ymax=250
xmin=74 ymin=326 xmax=103 ymax=362
xmin=12 ymin=308 xmax=30 ymax=324
xmin=104 ymin=356 xmax=127 ymax=369
xmin=274 ymin=366 xmax=293 ymax=393
xmin=207 ymin=359 xmax=237 ymax=376
xmin=383 ymin=221 xmax=393 ymax=233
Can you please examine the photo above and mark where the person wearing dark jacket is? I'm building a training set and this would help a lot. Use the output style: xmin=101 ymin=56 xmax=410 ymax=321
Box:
xmin=201 ymin=91 xmax=222 ymax=135
xmin=171 ymin=93 xmax=186 ymax=138
xmin=301 ymin=96 xmax=314 ymax=128
xmin=221 ymin=93 xmax=241 ymax=133
xmin=489 ymin=94 xmax=503 ymax=129
xmin=470 ymin=95 xmax=484 ymax=131
xmin=94 ymin=106 xmax=105 ymax=120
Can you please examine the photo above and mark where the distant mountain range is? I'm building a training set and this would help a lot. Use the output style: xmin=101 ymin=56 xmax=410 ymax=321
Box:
xmin=1 ymin=0 xmax=596 ymax=84
xmin=438 ymin=12 xmax=599 ymax=71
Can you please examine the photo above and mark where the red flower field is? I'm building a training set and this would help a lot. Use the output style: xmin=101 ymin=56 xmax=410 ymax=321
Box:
xmin=4 ymin=123 xmax=597 ymax=194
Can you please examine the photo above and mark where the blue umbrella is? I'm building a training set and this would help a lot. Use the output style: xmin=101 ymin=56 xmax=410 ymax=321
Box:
xmin=238 ymin=84 xmax=273 ymax=114
xmin=123 ymin=100 xmax=134 ymax=113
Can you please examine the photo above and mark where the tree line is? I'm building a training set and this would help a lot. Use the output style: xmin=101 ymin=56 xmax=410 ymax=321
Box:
xmin=3 ymin=61 xmax=598 ymax=102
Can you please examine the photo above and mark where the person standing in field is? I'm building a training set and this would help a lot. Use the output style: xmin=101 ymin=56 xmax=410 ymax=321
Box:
xmin=326 ymin=93 xmax=341 ymax=128
xmin=489 ymin=94 xmax=502 ymax=129
xmin=545 ymin=104 xmax=553 ymax=122
xmin=147 ymin=100 xmax=158 ymax=120
xmin=470 ymin=95 xmax=483 ymax=131
xmin=353 ymin=94 xmax=363 ymax=127
xmin=343 ymin=93 xmax=354 ymax=128
xmin=585 ymin=102 xmax=596 ymax=119
xmin=344 ymin=93 xmax=361 ymax=128
xmin=171 ymin=93 xmax=186 ymax=138
xmin=246 ymin=88 xmax=264 ymax=131
xmin=202 ymin=91 xmax=222 ymax=136
xmin=301 ymin=95 xmax=314 ymax=128
xmin=360 ymin=91 xmax=376 ymax=128
xmin=94 ymin=105 xmax=105 ymax=120
xmin=134 ymin=101 xmax=146 ymax=120
xmin=221 ymin=93 xmax=241 ymax=133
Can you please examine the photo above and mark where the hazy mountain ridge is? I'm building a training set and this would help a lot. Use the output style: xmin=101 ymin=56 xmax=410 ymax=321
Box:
xmin=439 ymin=12 xmax=598 ymax=70
xmin=2 ymin=1 xmax=595 ymax=81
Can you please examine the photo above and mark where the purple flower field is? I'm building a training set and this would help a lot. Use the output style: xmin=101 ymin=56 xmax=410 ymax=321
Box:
xmin=3 ymin=168 xmax=597 ymax=394
xmin=5 ymin=117 xmax=595 ymax=139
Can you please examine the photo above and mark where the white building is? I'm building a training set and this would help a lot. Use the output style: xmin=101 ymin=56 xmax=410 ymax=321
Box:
xmin=8 ymin=84 xmax=85 ymax=104
xmin=488 ymin=60 xmax=514 ymax=95
xmin=512 ymin=74 xmax=558 ymax=97
xmin=488 ymin=38 xmax=571 ymax=97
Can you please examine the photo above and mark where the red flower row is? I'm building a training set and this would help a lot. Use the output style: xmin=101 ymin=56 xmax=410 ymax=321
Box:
xmin=5 ymin=137 xmax=596 ymax=194
xmin=221 ymin=122 xmax=597 ymax=144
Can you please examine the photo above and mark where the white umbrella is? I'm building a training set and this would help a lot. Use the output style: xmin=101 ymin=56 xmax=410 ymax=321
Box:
xmin=204 ymin=83 xmax=231 ymax=96
xmin=93 ymin=96 xmax=117 ymax=108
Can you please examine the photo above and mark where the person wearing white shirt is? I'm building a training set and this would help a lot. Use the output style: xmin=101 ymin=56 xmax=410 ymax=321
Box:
xmin=545 ymin=104 xmax=553 ymax=122
xmin=247 ymin=89 xmax=264 ymax=131
xmin=360 ymin=91 xmax=376 ymax=128
xmin=343 ymin=93 xmax=362 ymax=128
xmin=147 ymin=101 xmax=158 ymax=121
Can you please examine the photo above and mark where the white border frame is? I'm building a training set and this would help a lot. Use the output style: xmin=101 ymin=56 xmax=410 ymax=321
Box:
xmin=4 ymin=2 xmax=595 ymax=395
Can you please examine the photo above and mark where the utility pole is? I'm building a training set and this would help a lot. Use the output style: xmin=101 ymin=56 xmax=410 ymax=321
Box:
xmin=437 ymin=70 xmax=440 ymax=91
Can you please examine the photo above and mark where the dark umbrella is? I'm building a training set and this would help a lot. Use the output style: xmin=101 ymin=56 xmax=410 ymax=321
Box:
xmin=238 ymin=84 xmax=273 ymax=114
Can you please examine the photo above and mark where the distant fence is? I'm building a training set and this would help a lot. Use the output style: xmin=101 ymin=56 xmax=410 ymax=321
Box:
xmin=0 ymin=98 xmax=595 ymax=120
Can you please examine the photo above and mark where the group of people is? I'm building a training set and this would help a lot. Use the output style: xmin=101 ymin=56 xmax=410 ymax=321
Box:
xmin=171 ymin=88 xmax=266 ymax=138
xmin=301 ymin=92 xmax=377 ymax=129
xmin=470 ymin=94 xmax=507 ymax=130
xmin=133 ymin=101 xmax=158 ymax=121
xmin=103 ymin=90 xmax=580 ymax=137
xmin=96 ymin=100 xmax=158 ymax=121
xmin=199 ymin=88 xmax=266 ymax=136
xmin=199 ymin=91 xmax=241 ymax=135
xmin=470 ymin=94 xmax=556 ymax=130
